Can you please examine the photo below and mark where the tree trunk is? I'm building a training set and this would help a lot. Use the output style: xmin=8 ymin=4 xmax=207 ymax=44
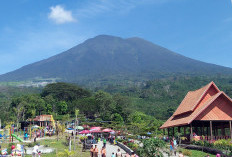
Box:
xmin=74 ymin=115 xmax=77 ymax=151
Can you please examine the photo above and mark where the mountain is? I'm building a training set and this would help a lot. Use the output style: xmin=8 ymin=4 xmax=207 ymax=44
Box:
xmin=0 ymin=35 xmax=232 ymax=83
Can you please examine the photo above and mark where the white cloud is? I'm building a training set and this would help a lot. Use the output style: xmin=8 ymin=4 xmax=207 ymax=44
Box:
xmin=48 ymin=5 xmax=76 ymax=24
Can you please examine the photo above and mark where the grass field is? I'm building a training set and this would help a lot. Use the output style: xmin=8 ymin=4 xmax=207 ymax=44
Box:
xmin=25 ymin=138 xmax=90 ymax=157
xmin=0 ymin=136 xmax=89 ymax=157
xmin=180 ymin=148 xmax=215 ymax=157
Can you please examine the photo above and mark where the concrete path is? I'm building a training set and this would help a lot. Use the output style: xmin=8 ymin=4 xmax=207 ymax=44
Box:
xmin=96 ymin=141 xmax=126 ymax=157
xmin=161 ymin=150 xmax=188 ymax=157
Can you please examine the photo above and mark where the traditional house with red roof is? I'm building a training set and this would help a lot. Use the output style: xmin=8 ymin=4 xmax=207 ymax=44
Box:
xmin=160 ymin=81 xmax=232 ymax=141
xmin=33 ymin=115 xmax=55 ymax=127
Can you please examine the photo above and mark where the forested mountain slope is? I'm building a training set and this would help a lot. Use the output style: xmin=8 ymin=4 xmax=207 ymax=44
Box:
xmin=0 ymin=35 xmax=232 ymax=84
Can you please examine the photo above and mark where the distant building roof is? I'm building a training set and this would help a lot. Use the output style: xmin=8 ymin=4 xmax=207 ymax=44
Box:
xmin=32 ymin=115 xmax=54 ymax=122
xmin=160 ymin=81 xmax=232 ymax=129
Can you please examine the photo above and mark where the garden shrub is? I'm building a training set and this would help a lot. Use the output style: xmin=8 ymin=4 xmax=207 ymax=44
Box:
xmin=26 ymin=142 xmax=39 ymax=147
xmin=7 ymin=143 xmax=15 ymax=155
xmin=182 ymin=149 xmax=192 ymax=156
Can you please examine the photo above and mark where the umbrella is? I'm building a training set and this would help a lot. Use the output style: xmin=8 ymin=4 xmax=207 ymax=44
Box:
xmin=82 ymin=125 xmax=90 ymax=129
xmin=110 ymin=131 xmax=115 ymax=134
xmin=79 ymin=130 xmax=90 ymax=134
xmin=76 ymin=126 xmax=84 ymax=130
xmin=90 ymin=129 xmax=102 ymax=133
xmin=102 ymin=128 xmax=115 ymax=133
xmin=90 ymin=126 xmax=101 ymax=130
xmin=31 ymin=125 xmax=40 ymax=129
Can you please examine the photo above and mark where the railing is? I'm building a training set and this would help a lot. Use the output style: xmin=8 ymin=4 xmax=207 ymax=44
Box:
xmin=199 ymin=136 xmax=231 ymax=141
xmin=117 ymin=142 xmax=133 ymax=155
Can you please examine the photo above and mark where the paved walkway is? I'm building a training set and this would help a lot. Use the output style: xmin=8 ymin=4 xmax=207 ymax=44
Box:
xmin=161 ymin=149 xmax=188 ymax=157
xmin=96 ymin=141 xmax=126 ymax=157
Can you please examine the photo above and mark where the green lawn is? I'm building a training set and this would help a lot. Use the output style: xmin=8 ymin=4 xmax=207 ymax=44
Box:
xmin=24 ymin=138 xmax=90 ymax=157
xmin=180 ymin=148 xmax=215 ymax=157
xmin=0 ymin=136 xmax=89 ymax=157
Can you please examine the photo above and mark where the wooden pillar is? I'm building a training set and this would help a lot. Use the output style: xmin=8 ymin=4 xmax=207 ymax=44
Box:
xmin=200 ymin=126 xmax=203 ymax=136
xmin=178 ymin=126 xmax=181 ymax=134
xmin=168 ymin=128 xmax=170 ymax=137
xmin=210 ymin=121 xmax=213 ymax=140
xmin=172 ymin=127 xmax=175 ymax=137
xmin=229 ymin=121 xmax=232 ymax=141
xmin=190 ymin=124 xmax=193 ymax=141
xmin=163 ymin=129 xmax=165 ymax=135
xmin=221 ymin=127 xmax=225 ymax=136
xmin=195 ymin=127 xmax=198 ymax=135
xmin=202 ymin=124 xmax=205 ymax=136
xmin=184 ymin=126 xmax=186 ymax=136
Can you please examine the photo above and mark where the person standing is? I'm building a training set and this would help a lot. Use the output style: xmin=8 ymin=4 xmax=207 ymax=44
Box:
xmin=101 ymin=146 xmax=106 ymax=157
xmin=116 ymin=149 xmax=122 ymax=157
xmin=125 ymin=153 xmax=130 ymax=157
xmin=130 ymin=152 xmax=135 ymax=157
xmin=32 ymin=144 xmax=39 ymax=157
xmin=94 ymin=145 xmax=99 ymax=157
xmin=103 ymin=138 xmax=107 ymax=147
xmin=170 ymin=140 xmax=174 ymax=155
xmin=90 ymin=145 xmax=94 ymax=157
xmin=173 ymin=138 xmax=177 ymax=156
xmin=178 ymin=151 xmax=184 ymax=157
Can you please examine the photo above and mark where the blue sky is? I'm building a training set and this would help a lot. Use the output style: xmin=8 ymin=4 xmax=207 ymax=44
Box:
xmin=0 ymin=0 xmax=232 ymax=74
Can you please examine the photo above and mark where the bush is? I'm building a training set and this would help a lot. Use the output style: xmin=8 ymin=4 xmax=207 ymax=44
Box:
xmin=137 ymin=138 xmax=166 ymax=157
xmin=182 ymin=149 xmax=192 ymax=156
xmin=127 ymin=142 xmax=134 ymax=148
xmin=26 ymin=142 xmax=39 ymax=147
xmin=7 ymin=143 xmax=15 ymax=155
xmin=192 ymin=140 xmax=213 ymax=147
xmin=116 ymin=138 xmax=124 ymax=142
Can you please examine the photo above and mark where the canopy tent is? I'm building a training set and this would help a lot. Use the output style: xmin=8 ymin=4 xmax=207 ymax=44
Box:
xmin=102 ymin=128 xmax=115 ymax=133
xmin=79 ymin=130 xmax=90 ymax=134
xmin=82 ymin=125 xmax=90 ymax=129
xmin=76 ymin=126 xmax=84 ymax=130
xmin=90 ymin=129 xmax=102 ymax=133
xmin=90 ymin=126 xmax=101 ymax=130
xmin=31 ymin=125 xmax=40 ymax=129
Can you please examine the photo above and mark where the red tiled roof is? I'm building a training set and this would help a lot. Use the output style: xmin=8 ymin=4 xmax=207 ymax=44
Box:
xmin=33 ymin=115 xmax=53 ymax=121
xmin=173 ymin=82 xmax=219 ymax=116
xmin=160 ymin=82 xmax=232 ymax=129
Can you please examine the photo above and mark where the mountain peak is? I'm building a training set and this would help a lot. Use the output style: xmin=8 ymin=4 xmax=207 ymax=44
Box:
xmin=88 ymin=34 xmax=123 ymax=41
xmin=0 ymin=35 xmax=231 ymax=83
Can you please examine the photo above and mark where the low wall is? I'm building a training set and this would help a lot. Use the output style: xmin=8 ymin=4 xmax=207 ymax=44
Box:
xmin=179 ymin=144 xmax=229 ymax=157
xmin=117 ymin=142 xmax=133 ymax=155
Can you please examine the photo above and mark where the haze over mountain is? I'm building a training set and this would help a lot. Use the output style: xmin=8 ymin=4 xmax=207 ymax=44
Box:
xmin=0 ymin=35 xmax=232 ymax=83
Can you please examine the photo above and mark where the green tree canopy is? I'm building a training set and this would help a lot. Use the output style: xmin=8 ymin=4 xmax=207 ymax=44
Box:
xmin=41 ymin=82 xmax=91 ymax=101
